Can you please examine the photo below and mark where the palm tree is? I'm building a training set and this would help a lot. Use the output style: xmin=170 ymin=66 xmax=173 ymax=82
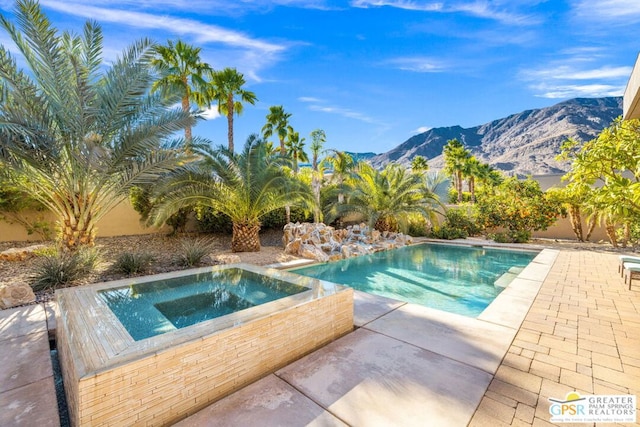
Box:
xmin=262 ymin=105 xmax=291 ymax=156
xmin=285 ymin=127 xmax=308 ymax=175
xmin=151 ymin=39 xmax=211 ymax=146
xmin=411 ymin=155 xmax=429 ymax=173
xmin=309 ymin=129 xmax=326 ymax=222
xmin=325 ymin=150 xmax=355 ymax=203
xmin=207 ymin=67 xmax=257 ymax=152
xmin=326 ymin=163 xmax=440 ymax=232
xmin=0 ymin=0 xmax=193 ymax=250
xmin=443 ymin=138 xmax=471 ymax=203
xmin=150 ymin=135 xmax=312 ymax=252
xmin=462 ymin=156 xmax=481 ymax=203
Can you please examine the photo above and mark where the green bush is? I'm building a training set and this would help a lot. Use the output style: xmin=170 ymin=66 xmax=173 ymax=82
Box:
xmin=406 ymin=214 xmax=429 ymax=237
xmin=113 ymin=252 xmax=154 ymax=276
xmin=429 ymin=207 xmax=481 ymax=240
xmin=31 ymin=247 xmax=100 ymax=291
xmin=489 ymin=230 xmax=531 ymax=243
xmin=175 ymin=238 xmax=213 ymax=267
xmin=447 ymin=188 xmax=472 ymax=204
xmin=260 ymin=206 xmax=312 ymax=229
xmin=195 ymin=206 xmax=233 ymax=233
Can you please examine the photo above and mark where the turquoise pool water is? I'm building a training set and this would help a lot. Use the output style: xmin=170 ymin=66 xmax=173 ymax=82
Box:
xmin=99 ymin=268 xmax=308 ymax=341
xmin=291 ymin=243 xmax=538 ymax=317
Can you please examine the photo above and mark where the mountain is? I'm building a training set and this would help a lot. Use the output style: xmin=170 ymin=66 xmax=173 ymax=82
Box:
xmin=369 ymin=97 xmax=623 ymax=175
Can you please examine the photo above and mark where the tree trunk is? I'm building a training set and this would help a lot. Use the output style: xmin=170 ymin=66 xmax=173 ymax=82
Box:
xmin=182 ymin=95 xmax=192 ymax=152
xmin=227 ymin=94 xmax=234 ymax=152
xmin=279 ymin=137 xmax=286 ymax=156
xmin=456 ymin=171 xmax=463 ymax=203
xmin=469 ymin=177 xmax=476 ymax=204
xmin=568 ymin=205 xmax=583 ymax=241
xmin=232 ymin=222 xmax=261 ymax=252
xmin=285 ymin=205 xmax=291 ymax=224
xmin=312 ymin=174 xmax=321 ymax=223
xmin=605 ymin=219 xmax=618 ymax=248
xmin=585 ymin=215 xmax=597 ymax=241
xmin=374 ymin=215 xmax=399 ymax=233
xmin=622 ymin=222 xmax=630 ymax=248
xmin=61 ymin=210 xmax=96 ymax=251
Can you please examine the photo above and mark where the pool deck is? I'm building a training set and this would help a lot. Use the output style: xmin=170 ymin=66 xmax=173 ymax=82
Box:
xmin=1 ymin=248 xmax=639 ymax=426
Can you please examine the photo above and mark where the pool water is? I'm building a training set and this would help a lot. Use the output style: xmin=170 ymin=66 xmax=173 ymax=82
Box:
xmin=291 ymin=243 xmax=538 ymax=317
xmin=99 ymin=268 xmax=308 ymax=340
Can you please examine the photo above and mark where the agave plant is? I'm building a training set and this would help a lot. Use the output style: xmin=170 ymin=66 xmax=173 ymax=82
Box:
xmin=0 ymin=0 xmax=194 ymax=250
xmin=150 ymin=135 xmax=313 ymax=252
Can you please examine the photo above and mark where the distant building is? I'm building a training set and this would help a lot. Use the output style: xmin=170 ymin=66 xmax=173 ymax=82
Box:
xmin=624 ymin=52 xmax=640 ymax=119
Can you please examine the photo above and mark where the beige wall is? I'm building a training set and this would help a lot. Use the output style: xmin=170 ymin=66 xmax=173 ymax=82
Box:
xmin=0 ymin=201 xmax=167 ymax=242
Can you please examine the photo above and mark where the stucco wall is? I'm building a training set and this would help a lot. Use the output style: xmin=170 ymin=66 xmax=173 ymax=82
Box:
xmin=0 ymin=201 xmax=167 ymax=242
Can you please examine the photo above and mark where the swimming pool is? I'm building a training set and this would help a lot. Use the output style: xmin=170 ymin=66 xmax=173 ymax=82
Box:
xmin=99 ymin=268 xmax=309 ymax=340
xmin=291 ymin=243 xmax=538 ymax=317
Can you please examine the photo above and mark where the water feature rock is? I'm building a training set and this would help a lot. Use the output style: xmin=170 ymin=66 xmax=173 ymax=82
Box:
xmin=0 ymin=282 xmax=36 ymax=309
xmin=282 ymin=222 xmax=412 ymax=262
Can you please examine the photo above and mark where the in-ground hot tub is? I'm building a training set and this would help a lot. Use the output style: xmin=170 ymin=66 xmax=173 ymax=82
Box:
xmin=56 ymin=263 xmax=354 ymax=426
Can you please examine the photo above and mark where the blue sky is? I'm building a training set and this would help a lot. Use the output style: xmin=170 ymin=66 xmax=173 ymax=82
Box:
xmin=1 ymin=0 xmax=639 ymax=154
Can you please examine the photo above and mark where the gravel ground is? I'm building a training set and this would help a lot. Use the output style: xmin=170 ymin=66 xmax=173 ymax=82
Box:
xmin=0 ymin=229 xmax=300 ymax=303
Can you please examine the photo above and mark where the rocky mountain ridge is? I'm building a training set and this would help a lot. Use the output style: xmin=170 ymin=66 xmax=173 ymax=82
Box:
xmin=369 ymin=97 xmax=623 ymax=175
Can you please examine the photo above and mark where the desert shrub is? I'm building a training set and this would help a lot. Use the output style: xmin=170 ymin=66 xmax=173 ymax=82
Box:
xmin=175 ymin=238 xmax=214 ymax=267
xmin=260 ymin=206 xmax=312 ymax=229
xmin=490 ymin=230 xmax=532 ymax=244
xmin=195 ymin=206 xmax=233 ymax=233
xmin=32 ymin=246 xmax=58 ymax=257
xmin=475 ymin=177 xmax=562 ymax=243
xmin=406 ymin=213 xmax=430 ymax=237
xmin=447 ymin=188 xmax=471 ymax=204
xmin=113 ymin=252 xmax=154 ymax=276
xmin=31 ymin=248 xmax=100 ymax=291
xmin=429 ymin=207 xmax=481 ymax=240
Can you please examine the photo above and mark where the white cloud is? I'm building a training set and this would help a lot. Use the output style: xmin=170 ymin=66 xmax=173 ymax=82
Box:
xmin=530 ymin=83 xmax=624 ymax=99
xmin=350 ymin=0 xmax=542 ymax=25
xmin=385 ymin=56 xmax=449 ymax=73
xmin=200 ymin=106 xmax=221 ymax=120
xmin=307 ymin=104 xmax=376 ymax=123
xmin=39 ymin=0 xmax=285 ymax=53
xmin=519 ymin=49 xmax=632 ymax=99
xmin=298 ymin=96 xmax=324 ymax=103
xmin=522 ymin=65 xmax=632 ymax=81
xmin=571 ymin=0 xmax=640 ymax=23
xmin=414 ymin=126 xmax=432 ymax=133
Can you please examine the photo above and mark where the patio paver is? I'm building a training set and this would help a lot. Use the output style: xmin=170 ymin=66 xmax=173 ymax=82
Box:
xmin=469 ymin=250 xmax=640 ymax=426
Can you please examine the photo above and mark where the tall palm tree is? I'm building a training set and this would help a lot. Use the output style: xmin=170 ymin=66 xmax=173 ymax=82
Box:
xmin=462 ymin=156 xmax=481 ymax=203
xmin=411 ymin=155 xmax=429 ymax=173
xmin=309 ymin=129 xmax=326 ymax=222
xmin=443 ymin=138 xmax=471 ymax=203
xmin=285 ymin=126 xmax=308 ymax=175
xmin=325 ymin=150 xmax=355 ymax=204
xmin=207 ymin=67 xmax=257 ymax=152
xmin=262 ymin=105 xmax=291 ymax=156
xmin=326 ymin=163 xmax=440 ymax=232
xmin=151 ymin=39 xmax=211 ymax=146
xmin=0 ymin=0 xmax=193 ymax=250
xmin=150 ymin=136 xmax=312 ymax=252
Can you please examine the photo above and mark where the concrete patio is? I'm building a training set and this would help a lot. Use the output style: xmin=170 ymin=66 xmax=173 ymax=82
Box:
xmin=1 ymin=248 xmax=638 ymax=426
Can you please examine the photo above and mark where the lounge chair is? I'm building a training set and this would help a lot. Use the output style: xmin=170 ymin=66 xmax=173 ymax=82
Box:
xmin=623 ymin=262 xmax=640 ymax=290
xmin=618 ymin=255 xmax=640 ymax=277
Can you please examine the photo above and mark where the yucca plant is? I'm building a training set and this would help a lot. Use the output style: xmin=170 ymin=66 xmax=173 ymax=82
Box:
xmin=0 ymin=0 xmax=194 ymax=251
xmin=31 ymin=247 xmax=100 ymax=291
xmin=113 ymin=252 xmax=155 ymax=276
xmin=175 ymin=237 xmax=214 ymax=267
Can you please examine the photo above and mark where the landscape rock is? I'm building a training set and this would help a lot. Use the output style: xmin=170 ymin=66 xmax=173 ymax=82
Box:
xmin=214 ymin=254 xmax=242 ymax=264
xmin=0 ymin=244 xmax=47 ymax=262
xmin=0 ymin=282 xmax=36 ymax=309
xmin=283 ymin=222 xmax=413 ymax=262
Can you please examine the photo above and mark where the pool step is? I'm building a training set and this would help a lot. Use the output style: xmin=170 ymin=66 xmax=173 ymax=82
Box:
xmin=493 ymin=267 xmax=524 ymax=289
